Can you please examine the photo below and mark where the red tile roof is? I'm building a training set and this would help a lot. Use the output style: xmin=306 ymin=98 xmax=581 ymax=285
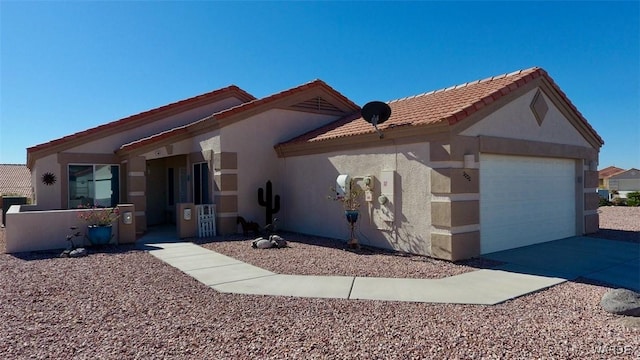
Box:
xmin=0 ymin=164 xmax=32 ymax=198
xmin=27 ymin=85 xmax=255 ymax=165
xmin=279 ymin=67 xmax=604 ymax=146
xmin=119 ymin=79 xmax=359 ymax=152
xmin=598 ymin=166 xmax=626 ymax=179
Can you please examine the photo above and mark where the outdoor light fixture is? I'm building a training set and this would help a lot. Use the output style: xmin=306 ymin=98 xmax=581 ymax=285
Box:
xmin=123 ymin=212 xmax=133 ymax=225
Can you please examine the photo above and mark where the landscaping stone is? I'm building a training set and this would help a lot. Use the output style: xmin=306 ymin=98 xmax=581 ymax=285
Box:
xmin=600 ymin=288 xmax=640 ymax=317
xmin=252 ymin=238 xmax=272 ymax=249
xmin=69 ymin=248 xmax=88 ymax=258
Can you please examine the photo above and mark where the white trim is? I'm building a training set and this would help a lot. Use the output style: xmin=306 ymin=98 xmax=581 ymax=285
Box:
xmin=431 ymin=193 xmax=480 ymax=202
xmin=128 ymin=171 xmax=145 ymax=177
xmin=430 ymin=161 xmax=464 ymax=169
xmin=431 ymin=224 xmax=480 ymax=235
xmin=128 ymin=191 xmax=145 ymax=197
xmin=213 ymin=170 xmax=238 ymax=176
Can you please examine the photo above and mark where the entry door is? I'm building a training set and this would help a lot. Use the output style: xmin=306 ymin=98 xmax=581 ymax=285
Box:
xmin=480 ymin=154 xmax=576 ymax=254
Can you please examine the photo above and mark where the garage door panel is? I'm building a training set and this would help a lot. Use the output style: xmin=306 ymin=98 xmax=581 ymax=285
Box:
xmin=480 ymin=154 xmax=575 ymax=254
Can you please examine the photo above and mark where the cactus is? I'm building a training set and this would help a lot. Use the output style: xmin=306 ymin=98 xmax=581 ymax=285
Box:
xmin=258 ymin=180 xmax=280 ymax=226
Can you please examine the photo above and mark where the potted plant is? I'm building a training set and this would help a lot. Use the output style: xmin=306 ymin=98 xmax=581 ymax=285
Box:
xmin=328 ymin=179 xmax=364 ymax=247
xmin=77 ymin=205 xmax=120 ymax=245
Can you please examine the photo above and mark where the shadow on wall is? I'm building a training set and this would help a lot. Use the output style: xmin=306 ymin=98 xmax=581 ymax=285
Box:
xmin=282 ymin=146 xmax=432 ymax=256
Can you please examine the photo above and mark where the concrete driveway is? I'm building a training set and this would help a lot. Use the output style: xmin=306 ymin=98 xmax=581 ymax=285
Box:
xmin=482 ymin=236 xmax=640 ymax=292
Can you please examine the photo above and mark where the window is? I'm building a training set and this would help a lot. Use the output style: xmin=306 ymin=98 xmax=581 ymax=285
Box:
xmin=193 ymin=162 xmax=209 ymax=205
xmin=69 ymin=164 xmax=120 ymax=208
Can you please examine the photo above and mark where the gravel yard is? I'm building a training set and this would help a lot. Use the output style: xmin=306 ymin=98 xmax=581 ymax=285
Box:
xmin=1 ymin=206 xmax=638 ymax=359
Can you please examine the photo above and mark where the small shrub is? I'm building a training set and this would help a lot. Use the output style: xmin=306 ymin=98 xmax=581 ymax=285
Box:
xmin=599 ymin=197 xmax=612 ymax=207
xmin=627 ymin=191 xmax=640 ymax=207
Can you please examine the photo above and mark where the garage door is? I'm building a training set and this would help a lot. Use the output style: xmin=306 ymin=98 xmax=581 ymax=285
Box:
xmin=480 ymin=154 xmax=576 ymax=254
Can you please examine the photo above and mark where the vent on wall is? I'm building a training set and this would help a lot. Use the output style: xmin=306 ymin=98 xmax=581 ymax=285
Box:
xmin=290 ymin=97 xmax=343 ymax=113
xmin=530 ymin=89 xmax=549 ymax=126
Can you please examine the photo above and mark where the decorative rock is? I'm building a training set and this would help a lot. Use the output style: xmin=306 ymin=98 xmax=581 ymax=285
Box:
xmin=252 ymin=238 xmax=272 ymax=249
xmin=69 ymin=248 xmax=88 ymax=258
xmin=269 ymin=235 xmax=287 ymax=248
xmin=600 ymin=288 xmax=640 ymax=317
xmin=618 ymin=316 xmax=640 ymax=329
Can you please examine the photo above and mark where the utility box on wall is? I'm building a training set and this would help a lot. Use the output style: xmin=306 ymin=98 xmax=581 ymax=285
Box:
xmin=117 ymin=204 xmax=136 ymax=244
xmin=380 ymin=170 xmax=395 ymax=197
xmin=177 ymin=203 xmax=197 ymax=238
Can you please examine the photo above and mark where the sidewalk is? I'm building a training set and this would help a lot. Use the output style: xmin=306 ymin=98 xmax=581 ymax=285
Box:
xmin=141 ymin=240 xmax=566 ymax=305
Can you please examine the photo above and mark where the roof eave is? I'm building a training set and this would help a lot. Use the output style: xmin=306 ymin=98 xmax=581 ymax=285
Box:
xmin=276 ymin=122 xmax=450 ymax=158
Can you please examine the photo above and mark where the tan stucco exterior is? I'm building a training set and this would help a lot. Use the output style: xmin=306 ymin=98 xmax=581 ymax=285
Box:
xmin=279 ymin=83 xmax=601 ymax=260
xmin=21 ymin=70 xmax=603 ymax=259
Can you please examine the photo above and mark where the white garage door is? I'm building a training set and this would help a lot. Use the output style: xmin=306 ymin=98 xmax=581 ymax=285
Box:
xmin=480 ymin=154 xmax=576 ymax=254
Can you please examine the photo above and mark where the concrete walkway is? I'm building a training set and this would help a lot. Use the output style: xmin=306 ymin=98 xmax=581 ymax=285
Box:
xmin=140 ymin=238 xmax=566 ymax=305
xmin=139 ymin=229 xmax=638 ymax=304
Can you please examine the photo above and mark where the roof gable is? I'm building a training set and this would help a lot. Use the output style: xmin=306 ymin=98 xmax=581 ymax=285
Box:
xmin=27 ymin=85 xmax=255 ymax=168
xmin=117 ymin=79 xmax=360 ymax=155
xmin=599 ymin=166 xmax=626 ymax=179
xmin=276 ymin=67 xmax=604 ymax=156
xmin=609 ymin=168 xmax=640 ymax=179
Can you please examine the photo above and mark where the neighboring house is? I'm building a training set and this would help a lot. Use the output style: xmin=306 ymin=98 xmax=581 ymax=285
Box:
xmin=608 ymin=168 xmax=640 ymax=195
xmin=26 ymin=67 xmax=603 ymax=260
xmin=0 ymin=164 xmax=32 ymax=199
xmin=598 ymin=165 xmax=625 ymax=189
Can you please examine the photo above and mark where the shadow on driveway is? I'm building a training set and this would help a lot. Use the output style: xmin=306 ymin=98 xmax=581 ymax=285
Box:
xmin=482 ymin=236 xmax=640 ymax=292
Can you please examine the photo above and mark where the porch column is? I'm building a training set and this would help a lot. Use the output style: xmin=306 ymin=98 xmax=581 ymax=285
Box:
xmin=213 ymin=152 xmax=238 ymax=235
xmin=126 ymin=156 xmax=147 ymax=234
xmin=429 ymin=139 xmax=481 ymax=261
xmin=583 ymin=160 xmax=600 ymax=234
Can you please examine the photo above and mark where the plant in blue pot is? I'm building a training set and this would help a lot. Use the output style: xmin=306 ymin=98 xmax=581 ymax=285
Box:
xmin=328 ymin=179 xmax=364 ymax=248
xmin=77 ymin=204 xmax=120 ymax=246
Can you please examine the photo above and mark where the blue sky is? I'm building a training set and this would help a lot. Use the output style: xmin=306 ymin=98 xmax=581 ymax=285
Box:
xmin=1 ymin=1 xmax=638 ymax=169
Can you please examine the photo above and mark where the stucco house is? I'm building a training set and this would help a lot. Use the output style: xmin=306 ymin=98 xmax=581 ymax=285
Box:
xmin=598 ymin=165 xmax=625 ymax=189
xmin=607 ymin=168 xmax=640 ymax=194
xmin=25 ymin=67 xmax=603 ymax=260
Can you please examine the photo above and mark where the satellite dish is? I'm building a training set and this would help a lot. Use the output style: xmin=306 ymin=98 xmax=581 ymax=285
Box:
xmin=361 ymin=101 xmax=391 ymax=139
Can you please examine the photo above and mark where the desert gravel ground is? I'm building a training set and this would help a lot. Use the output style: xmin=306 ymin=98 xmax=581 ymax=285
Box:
xmin=0 ymin=206 xmax=638 ymax=359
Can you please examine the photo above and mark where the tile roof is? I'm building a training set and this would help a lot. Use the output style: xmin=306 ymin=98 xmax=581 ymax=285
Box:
xmin=27 ymin=85 xmax=255 ymax=163
xmin=0 ymin=164 xmax=32 ymax=198
xmin=119 ymin=79 xmax=359 ymax=152
xmin=279 ymin=67 xmax=604 ymax=146
xmin=598 ymin=166 xmax=626 ymax=179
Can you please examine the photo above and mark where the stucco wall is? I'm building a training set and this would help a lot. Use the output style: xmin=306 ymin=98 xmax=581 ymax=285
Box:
xmin=220 ymin=109 xmax=340 ymax=226
xmin=5 ymin=205 xmax=120 ymax=253
xmin=31 ymin=154 xmax=63 ymax=209
xmin=461 ymin=87 xmax=591 ymax=148
xmin=281 ymin=142 xmax=432 ymax=255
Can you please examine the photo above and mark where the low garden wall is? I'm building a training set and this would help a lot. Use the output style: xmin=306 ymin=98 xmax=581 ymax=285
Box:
xmin=5 ymin=204 xmax=135 ymax=253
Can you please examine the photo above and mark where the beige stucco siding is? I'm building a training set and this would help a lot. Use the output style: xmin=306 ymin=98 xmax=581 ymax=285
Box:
xmin=461 ymin=88 xmax=591 ymax=148
xmin=281 ymin=142 xmax=432 ymax=255
xmin=220 ymin=109 xmax=340 ymax=225
xmin=31 ymin=154 xmax=61 ymax=209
